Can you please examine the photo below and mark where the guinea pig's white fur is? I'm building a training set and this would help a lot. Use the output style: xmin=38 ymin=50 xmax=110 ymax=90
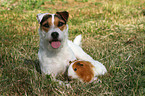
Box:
xmin=68 ymin=60 xmax=107 ymax=83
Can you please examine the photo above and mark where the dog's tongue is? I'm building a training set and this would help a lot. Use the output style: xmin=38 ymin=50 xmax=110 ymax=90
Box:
xmin=51 ymin=41 xmax=61 ymax=48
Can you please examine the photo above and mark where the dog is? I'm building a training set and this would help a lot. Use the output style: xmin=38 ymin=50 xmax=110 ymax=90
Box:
xmin=36 ymin=11 xmax=94 ymax=79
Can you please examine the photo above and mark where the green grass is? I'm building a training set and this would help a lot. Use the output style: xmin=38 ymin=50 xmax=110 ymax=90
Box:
xmin=0 ymin=0 xmax=145 ymax=95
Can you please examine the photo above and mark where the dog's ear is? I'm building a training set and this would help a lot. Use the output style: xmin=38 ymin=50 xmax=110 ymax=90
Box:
xmin=56 ymin=11 xmax=69 ymax=23
xmin=36 ymin=13 xmax=50 ymax=24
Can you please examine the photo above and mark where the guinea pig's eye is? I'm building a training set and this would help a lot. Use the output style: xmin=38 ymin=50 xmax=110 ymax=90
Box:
xmin=74 ymin=68 xmax=77 ymax=71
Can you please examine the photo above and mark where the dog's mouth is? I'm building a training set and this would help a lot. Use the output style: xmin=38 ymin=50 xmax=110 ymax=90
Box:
xmin=49 ymin=40 xmax=61 ymax=49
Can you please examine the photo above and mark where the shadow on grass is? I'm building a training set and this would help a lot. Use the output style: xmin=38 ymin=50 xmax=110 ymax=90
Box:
xmin=24 ymin=59 xmax=41 ymax=74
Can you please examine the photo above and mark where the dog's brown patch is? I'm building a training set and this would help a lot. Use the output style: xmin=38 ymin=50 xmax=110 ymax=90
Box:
xmin=54 ymin=16 xmax=67 ymax=31
xmin=40 ymin=14 xmax=67 ymax=32
xmin=72 ymin=61 xmax=94 ymax=82
xmin=40 ymin=14 xmax=52 ymax=32
xmin=56 ymin=11 xmax=69 ymax=22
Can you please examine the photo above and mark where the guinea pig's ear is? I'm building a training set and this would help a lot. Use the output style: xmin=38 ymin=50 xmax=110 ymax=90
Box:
xmin=77 ymin=62 xmax=83 ymax=66
xmin=69 ymin=60 xmax=77 ymax=65
xmin=69 ymin=61 xmax=72 ymax=64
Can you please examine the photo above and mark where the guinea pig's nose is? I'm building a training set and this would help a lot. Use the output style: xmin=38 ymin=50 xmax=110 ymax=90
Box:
xmin=68 ymin=76 xmax=72 ymax=81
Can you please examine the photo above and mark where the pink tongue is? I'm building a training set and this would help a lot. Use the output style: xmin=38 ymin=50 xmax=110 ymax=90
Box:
xmin=51 ymin=41 xmax=61 ymax=48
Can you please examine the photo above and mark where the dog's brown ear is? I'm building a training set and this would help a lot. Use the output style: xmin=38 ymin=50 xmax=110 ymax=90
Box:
xmin=56 ymin=11 xmax=69 ymax=22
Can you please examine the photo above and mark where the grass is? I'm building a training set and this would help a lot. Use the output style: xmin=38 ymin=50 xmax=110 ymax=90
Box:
xmin=0 ymin=0 xmax=145 ymax=95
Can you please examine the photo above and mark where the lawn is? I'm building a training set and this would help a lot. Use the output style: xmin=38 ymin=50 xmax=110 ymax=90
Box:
xmin=0 ymin=0 xmax=145 ymax=95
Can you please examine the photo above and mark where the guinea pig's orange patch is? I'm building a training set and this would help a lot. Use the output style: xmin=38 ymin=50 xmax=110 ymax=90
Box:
xmin=72 ymin=61 xmax=95 ymax=82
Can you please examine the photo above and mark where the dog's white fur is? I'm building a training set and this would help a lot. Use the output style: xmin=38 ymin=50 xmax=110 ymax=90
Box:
xmin=37 ymin=12 xmax=94 ymax=78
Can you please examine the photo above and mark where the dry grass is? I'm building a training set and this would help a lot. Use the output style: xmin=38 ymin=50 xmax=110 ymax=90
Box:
xmin=0 ymin=0 xmax=145 ymax=95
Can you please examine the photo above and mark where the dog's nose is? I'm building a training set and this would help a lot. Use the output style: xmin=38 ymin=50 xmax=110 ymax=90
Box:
xmin=51 ymin=32 xmax=59 ymax=39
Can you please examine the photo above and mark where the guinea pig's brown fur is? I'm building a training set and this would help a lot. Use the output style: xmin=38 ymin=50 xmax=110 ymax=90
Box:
xmin=72 ymin=61 xmax=95 ymax=82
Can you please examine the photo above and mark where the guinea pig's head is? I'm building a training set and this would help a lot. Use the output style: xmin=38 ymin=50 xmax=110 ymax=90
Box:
xmin=68 ymin=60 xmax=95 ymax=82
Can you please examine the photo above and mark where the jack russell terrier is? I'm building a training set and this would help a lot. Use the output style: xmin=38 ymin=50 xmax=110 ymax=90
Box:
xmin=36 ymin=11 xmax=106 ymax=81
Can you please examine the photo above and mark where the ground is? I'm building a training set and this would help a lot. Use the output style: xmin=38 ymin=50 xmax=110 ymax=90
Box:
xmin=0 ymin=0 xmax=145 ymax=95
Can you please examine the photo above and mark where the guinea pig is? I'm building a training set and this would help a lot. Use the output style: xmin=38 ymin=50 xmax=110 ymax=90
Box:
xmin=68 ymin=60 xmax=107 ymax=83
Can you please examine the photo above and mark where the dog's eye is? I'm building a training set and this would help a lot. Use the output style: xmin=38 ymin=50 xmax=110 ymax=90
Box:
xmin=43 ymin=23 xmax=49 ymax=28
xmin=58 ymin=22 xmax=64 ymax=27
xmin=74 ymin=68 xmax=77 ymax=71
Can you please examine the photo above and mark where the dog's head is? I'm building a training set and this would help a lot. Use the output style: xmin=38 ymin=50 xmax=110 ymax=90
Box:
xmin=37 ymin=11 xmax=69 ymax=49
